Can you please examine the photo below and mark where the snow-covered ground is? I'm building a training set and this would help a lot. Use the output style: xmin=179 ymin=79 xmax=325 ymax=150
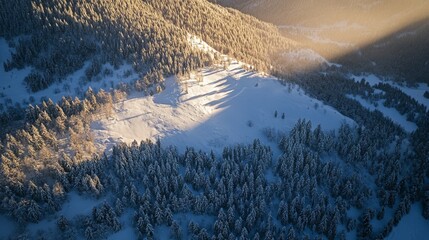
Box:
xmin=0 ymin=215 xmax=16 ymax=239
xmin=2 ymin=32 xmax=427 ymax=239
xmin=108 ymin=209 xmax=137 ymax=240
xmin=347 ymin=94 xmax=417 ymax=133
xmin=0 ymin=38 xmax=139 ymax=108
xmin=387 ymin=204 xmax=429 ymax=240
xmin=350 ymin=74 xmax=429 ymax=109
xmin=92 ymin=62 xmax=353 ymax=154
xmin=24 ymin=192 xmax=107 ymax=238
xmin=91 ymin=34 xmax=352 ymax=154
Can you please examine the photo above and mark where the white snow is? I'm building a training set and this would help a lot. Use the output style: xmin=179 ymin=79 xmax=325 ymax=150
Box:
xmin=350 ymin=74 xmax=429 ymax=109
xmin=188 ymin=34 xmax=218 ymax=56
xmin=174 ymin=212 xmax=216 ymax=238
xmin=154 ymin=225 xmax=171 ymax=239
xmin=27 ymin=218 xmax=56 ymax=237
xmin=92 ymin=62 xmax=353 ymax=154
xmin=60 ymin=191 xmax=107 ymax=219
xmin=0 ymin=215 xmax=16 ymax=239
xmin=387 ymin=204 xmax=429 ymax=240
xmin=348 ymin=94 xmax=418 ymax=133
xmin=396 ymin=30 xmax=417 ymax=39
xmin=108 ymin=209 xmax=137 ymax=240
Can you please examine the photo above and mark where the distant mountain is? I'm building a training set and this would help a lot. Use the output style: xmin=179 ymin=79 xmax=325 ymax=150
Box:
xmin=0 ymin=0 xmax=295 ymax=92
xmin=211 ymin=0 xmax=428 ymax=27
xmin=210 ymin=0 xmax=429 ymax=83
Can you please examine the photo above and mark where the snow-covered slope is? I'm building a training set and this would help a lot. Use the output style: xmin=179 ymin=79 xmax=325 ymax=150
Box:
xmin=350 ymin=74 xmax=429 ymax=108
xmin=0 ymin=37 xmax=139 ymax=108
xmin=346 ymin=74 xmax=428 ymax=133
xmin=92 ymin=61 xmax=353 ymax=154
xmin=347 ymin=94 xmax=417 ymax=133
xmin=387 ymin=204 xmax=429 ymax=240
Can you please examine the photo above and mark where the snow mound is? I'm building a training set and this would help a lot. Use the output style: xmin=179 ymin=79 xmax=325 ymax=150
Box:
xmin=92 ymin=62 xmax=353 ymax=154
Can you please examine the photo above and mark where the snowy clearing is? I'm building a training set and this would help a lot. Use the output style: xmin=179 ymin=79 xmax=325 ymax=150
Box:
xmin=347 ymin=94 xmax=417 ymax=133
xmin=387 ymin=204 xmax=429 ymax=240
xmin=350 ymin=74 xmax=429 ymax=109
xmin=92 ymin=62 xmax=353 ymax=154
xmin=0 ymin=215 xmax=16 ymax=239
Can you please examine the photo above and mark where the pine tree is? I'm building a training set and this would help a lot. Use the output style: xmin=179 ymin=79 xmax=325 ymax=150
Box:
xmin=115 ymin=198 xmax=124 ymax=215
xmin=358 ymin=210 xmax=373 ymax=238
xmin=171 ymin=220 xmax=182 ymax=239
xmin=57 ymin=215 xmax=69 ymax=232
xmin=287 ymin=226 xmax=296 ymax=240
xmin=85 ymin=226 xmax=95 ymax=240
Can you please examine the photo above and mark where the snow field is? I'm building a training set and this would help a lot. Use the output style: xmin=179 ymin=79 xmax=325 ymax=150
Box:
xmin=92 ymin=61 xmax=353 ymax=154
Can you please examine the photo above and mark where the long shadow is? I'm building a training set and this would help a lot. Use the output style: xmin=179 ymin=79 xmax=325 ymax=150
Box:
xmin=332 ymin=16 xmax=429 ymax=83
xmin=183 ymin=77 xmax=231 ymax=103
xmin=118 ymin=113 xmax=146 ymax=122
xmin=202 ymin=68 xmax=224 ymax=77
xmin=155 ymin=16 xmax=429 ymax=155
xmin=155 ymin=68 xmax=353 ymax=155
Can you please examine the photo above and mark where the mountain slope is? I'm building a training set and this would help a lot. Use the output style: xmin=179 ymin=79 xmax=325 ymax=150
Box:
xmin=92 ymin=61 xmax=353 ymax=154
xmin=0 ymin=0 xmax=296 ymax=94
xmin=211 ymin=0 xmax=429 ymax=83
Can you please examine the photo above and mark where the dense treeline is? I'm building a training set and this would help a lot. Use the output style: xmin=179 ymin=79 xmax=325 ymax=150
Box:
xmin=373 ymin=83 xmax=427 ymax=124
xmin=277 ymin=72 xmax=406 ymax=148
xmin=0 ymin=87 xmax=121 ymax=209
xmin=275 ymin=71 xmax=429 ymax=237
xmin=145 ymin=0 xmax=294 ymax=71
xmin=1 ymin=0 xmax=294 ymax=93
xmin=0 ymin=115 xmax=419 ymax=239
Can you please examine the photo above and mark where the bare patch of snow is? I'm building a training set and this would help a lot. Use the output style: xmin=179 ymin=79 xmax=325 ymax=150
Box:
xmin=387 ymin=204 xmax=429 ymax=240
xmin=60 ymin=191 xmax=107 ymax=219
xmin=350 ymin=74 xmax=429 ymax=109
xmin=92 ymin=62 xmax=353 ymax=154
xmin=0 ymin=215 xmax=16 ymax=239
xmin=108 ymin=209 xmax=137 ymax=240
xmin=347 ymin=94 xmax=417 ymax=133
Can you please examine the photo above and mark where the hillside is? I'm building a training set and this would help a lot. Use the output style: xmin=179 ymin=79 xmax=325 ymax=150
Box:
xmin=92 ymin=61 xmax=353 ymax=155
xmin=1 ymin=1 xmax=429 ymax=239
xmin=210 ymin=0 xmax=429 ymax=83
xmin=0 ymin=0 xmax=295 ymax=95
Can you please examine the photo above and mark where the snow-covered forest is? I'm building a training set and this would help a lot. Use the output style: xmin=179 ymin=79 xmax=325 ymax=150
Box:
xmin=0 ymin=0 xmax=428 ymax=239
